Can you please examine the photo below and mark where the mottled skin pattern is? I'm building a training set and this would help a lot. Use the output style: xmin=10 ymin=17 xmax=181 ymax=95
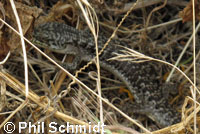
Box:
xmin=33 ymin=22 xmax=180 ymax=127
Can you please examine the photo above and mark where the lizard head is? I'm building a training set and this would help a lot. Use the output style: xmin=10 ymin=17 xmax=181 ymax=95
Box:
xmin=33 ymin=22 xmax=80 ymax=51
xmin=146 ymin=102 xmax=181 ymax=128
xmin=141 ymin=87 xmax=181 ymax=127
xmin=134 ymin=83 xmax=181 ymax=127
xmin=33 ymin=22 xmax=58 ymax=49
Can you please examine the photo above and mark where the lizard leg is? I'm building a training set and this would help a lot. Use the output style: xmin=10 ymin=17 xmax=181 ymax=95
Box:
xmin=61 ymin=55 xmax=81 ymax=71
xmin=60 ymin=45 xmax=82 ymax=71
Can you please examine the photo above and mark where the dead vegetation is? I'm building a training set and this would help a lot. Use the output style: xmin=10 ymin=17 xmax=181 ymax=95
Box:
xmin=0 ymin=0 xmax=199 ymax=133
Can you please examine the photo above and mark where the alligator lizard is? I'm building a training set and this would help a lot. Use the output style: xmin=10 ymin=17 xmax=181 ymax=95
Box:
xmin=32 ymin=22 xmax=180 ymax=127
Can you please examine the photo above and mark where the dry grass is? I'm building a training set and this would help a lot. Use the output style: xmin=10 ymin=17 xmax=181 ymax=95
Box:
xmin=0 ymin=0 xmax=199 ymax=134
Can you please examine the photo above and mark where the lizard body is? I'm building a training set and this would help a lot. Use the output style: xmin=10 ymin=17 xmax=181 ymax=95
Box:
xmin=33 ymin=22 xmax=180 ymax=127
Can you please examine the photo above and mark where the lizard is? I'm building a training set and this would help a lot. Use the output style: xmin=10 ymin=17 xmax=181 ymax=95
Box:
xmin=32 ymin=22 xmax=180 ymax=127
